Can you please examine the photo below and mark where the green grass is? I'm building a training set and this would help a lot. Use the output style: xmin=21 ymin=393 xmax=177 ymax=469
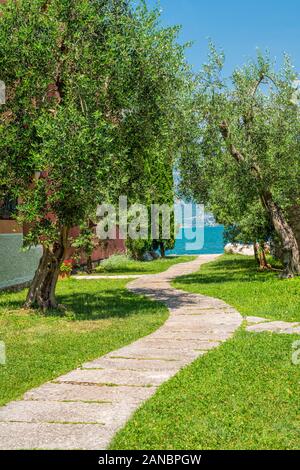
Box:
xmin=111 ymin=254 xmax=300 ymax=450
xmin=111 ymin=330 xmax=300 ymax=450
xmin=173 ymin=254 xmax=300 ymax=322
xmin=93 ymin=255 xmax=196 ymax=276
xmin=0 ymin=278 xmax=168 ymax=406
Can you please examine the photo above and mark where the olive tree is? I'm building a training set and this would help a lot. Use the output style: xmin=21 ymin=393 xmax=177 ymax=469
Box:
xmin=0 ymin=0 xmax=193 ymax=308
xmin=179 ymin=46 xmax=300 ymax=277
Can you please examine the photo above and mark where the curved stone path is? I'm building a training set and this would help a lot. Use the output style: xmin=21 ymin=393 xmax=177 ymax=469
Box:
xmin=0 ymin=255 xmax=242 ymax=450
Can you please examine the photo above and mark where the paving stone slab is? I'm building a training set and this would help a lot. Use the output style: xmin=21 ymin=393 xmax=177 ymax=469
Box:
xmin=24 ymin=383 xmax=156 ymax=404
xmin=57 ymin=368 xmax=172 ymax=387
xmin=130 ymin=338 xmax=218 ymax=348
xmin=0 ymin=400 xmax=137 ymax=426
xmin=107 ymin=347 xmax=199 ymax=361
xmin=247 ymin=321 xmax=300 ymax=334
xmin=246 ymin=316 xmax=270 ymax=324
xmin=149 ymin=331 xmax=236 ymax=341
xmin=139 ymin=339 xmax=220 ymax=351
xmin=0 ymin=422 xmax=108 ymax=450
xmin=159 ymin=323 xmax=239 ymax=332
xmin=175 ymin=309 xmax=237 ymax=316
xmin=82 ymin=357 xmax=186 ymax=371
xmin=166 ymin=315 xmax=237 ymax=324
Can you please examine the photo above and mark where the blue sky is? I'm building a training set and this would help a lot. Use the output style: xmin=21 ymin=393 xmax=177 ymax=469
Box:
xmin=145 ymin=0 xmax=300 ymax=75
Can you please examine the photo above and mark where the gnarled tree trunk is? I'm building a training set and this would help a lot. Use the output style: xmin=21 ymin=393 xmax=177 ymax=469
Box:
xmin=257 ymin=242 xmax=271 ymax=270
xmin=270 ymin=236 xmax=284 ymax=262
xmin=254 ymin=242 xmax=259 ymax=265
xmin=25 ymin=226 xmax=69 ymax=310
xmin=288 ymin=205 xmax=300 ymax=253
xmin=254 ymin=241 xmax=271 ymax=270
xmin=261 ymin=192 xmax=300 ymax=277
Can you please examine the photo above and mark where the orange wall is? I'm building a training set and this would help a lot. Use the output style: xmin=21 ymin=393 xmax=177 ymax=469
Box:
xmin=0 ymin=220 xmax=22 ymax=234
xmin=67 ymin=226 xmax=126 ymax=263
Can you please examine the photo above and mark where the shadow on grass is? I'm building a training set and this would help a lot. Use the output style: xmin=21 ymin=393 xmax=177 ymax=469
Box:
xmin=0 ymin=256 xmax=189 ymax=319
xmin=0 ymin=281 xmax=164 ymax=321
xmin=57 ymin=288 xmax=162 ymax=321
xmin=0 ymin=290 xmax=27 ymax=312
xmin=174 ymin=255 xmax=279 ymax=287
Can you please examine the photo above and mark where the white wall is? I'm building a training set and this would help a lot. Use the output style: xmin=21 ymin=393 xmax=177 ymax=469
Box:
xmin=0 ymin=234 xmax=42 ymax=290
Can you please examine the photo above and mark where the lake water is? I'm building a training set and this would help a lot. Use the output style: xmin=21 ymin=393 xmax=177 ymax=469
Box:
xmin=167 ymin=226 xmax=225 ymax=256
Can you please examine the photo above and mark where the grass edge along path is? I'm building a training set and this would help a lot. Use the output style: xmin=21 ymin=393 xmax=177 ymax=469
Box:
xmin=92 ymin=255 xmax=197 ymax=276
xmin=173 ymin=254 xmax=300 ymax=323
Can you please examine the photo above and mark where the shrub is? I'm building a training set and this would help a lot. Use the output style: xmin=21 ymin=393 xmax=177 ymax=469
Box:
xmin=95 ymin=254 xmax=132 ymax=273
xmin=126 ymin=239 xmax=152 ymax=261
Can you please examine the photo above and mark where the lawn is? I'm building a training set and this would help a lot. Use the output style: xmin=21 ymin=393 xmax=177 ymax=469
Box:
xmin=173 ymin=254 xmax=300 ymax=322
xmin=111 ymin=254 xmax=300 ymax=450
xmin=111 ymin=330 xmax=300 ymax=450
xmin=0 ymin=278 xmax=168 ymax=407
xmin=93 ymin=255 xmax=196 ymax=276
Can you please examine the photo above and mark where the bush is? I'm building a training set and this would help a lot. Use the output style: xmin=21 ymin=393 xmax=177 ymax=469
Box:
xmin=126 ymin=239 xmax=152 ymax=261
xmin=95 ymin=254 xmax=132 ymax=273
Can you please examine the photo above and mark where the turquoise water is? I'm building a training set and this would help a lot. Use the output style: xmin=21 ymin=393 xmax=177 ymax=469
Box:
xmin=167 ymin=226 xmax=225 ymax=256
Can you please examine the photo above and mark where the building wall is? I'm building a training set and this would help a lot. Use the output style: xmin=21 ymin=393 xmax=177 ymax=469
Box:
xmin=0 ymin=220 xmax=22 ymax=235
xmin=0 ymin=227 xmax=126 ymax=290
xmin=0 ymin=234 xmax=42 ymax=290
xmin=66 ymin=226 xmax=126 ymax=265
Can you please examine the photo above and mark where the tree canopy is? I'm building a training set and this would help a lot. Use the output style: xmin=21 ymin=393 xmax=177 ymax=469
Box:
xmin=178 ymin=45 xmax=300 ymax=277
xmin=0 ymin=0 xmax=193 ymax=308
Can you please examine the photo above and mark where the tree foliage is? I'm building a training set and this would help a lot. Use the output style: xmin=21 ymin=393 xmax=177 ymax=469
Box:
xmin=0 ymin=0 xmax=193 ymax=307
xmin=178 ymin=45 xmax=300 ymax=277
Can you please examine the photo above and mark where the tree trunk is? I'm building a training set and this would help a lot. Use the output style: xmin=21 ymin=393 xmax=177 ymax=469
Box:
xmin=86 ymin=256 xmax=93 ymax=274
xmin=288 ymin=204 xmax=300 ymax=253
xmin=254 ymin=241 xmax=259 ymax=265
xmin=255 ymin=240 xmax=271 ymax=270
xmin=261 ymin=192 xmax=300 ymax=277
xmin=257 ymin=242 xmax=271 ymax=270
xmin=25 ymin=226 xmax=69 ymax=310
xmin=260 ymin=245 xmax=269 ymax=270
xmin=270 ymin=236 xmax=284 ymax=263
xmin=160 ymin=242 xmax=166 ymax=258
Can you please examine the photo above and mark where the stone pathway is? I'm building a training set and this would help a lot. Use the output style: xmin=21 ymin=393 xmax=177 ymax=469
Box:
xmin=0 ymin=255 xmax=242 ymax=450
xmin=246 ymin=317 xmax=300 ymax=334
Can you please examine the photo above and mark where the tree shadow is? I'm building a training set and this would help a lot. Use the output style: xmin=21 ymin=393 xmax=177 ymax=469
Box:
xmin=174 ymin=256 xmax=279 ymax=287
xmin=0 ymin=283 xmax=164 ymax=321
xmin=53 ymin=287 xmax=164 ymax=320
xmin=0 ymin=290 xmax=27 ymax=312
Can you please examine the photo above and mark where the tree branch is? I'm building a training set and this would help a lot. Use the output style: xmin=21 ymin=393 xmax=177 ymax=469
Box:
xmin=219 ymin=120 xmax=262 ymax=177
xmin=251 ymin=73 xmax=277 ymax=98
xmin=219 ymin=121 xmax=245 ymax=164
